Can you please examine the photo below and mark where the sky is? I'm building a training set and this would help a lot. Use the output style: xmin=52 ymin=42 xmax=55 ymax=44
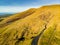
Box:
xmin=0 ymin=0 xmax=60 ymax=13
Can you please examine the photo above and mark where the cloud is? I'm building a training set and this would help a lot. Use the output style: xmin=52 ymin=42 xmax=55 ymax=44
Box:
xmin=32 ymin=0 xmax=60 ymax=6
xmin=0 ymin=6 xmax=38 ymax=13
xmin=0 ymin=6 xmax=27 ymax=13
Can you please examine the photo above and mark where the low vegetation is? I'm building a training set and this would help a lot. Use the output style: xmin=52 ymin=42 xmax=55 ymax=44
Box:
xmin=0 ymin=5 xmax=60 ymax=45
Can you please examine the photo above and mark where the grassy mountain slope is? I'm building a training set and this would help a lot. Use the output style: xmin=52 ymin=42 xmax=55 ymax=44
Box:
xmin=0 ymin=5 xmax=60 ymax=45
xmin=0 ymin=8 xmax=36 ymax=27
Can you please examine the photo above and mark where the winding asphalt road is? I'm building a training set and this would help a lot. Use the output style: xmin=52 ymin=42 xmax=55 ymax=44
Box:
xmin=31 ymin=25 xmax=47 ymax=45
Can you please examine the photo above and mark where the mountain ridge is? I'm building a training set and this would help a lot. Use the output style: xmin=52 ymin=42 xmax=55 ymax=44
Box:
xmin=0 ymin=5 xmax=60 ymax=45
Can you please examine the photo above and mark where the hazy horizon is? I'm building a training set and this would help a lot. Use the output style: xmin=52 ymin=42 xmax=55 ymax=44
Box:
xmin=0 ymin=0 xmax=60 ymax=14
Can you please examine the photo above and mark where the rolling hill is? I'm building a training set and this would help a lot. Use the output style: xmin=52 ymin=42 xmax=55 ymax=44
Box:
xmin=0 ymin=5 xmax=60 ymax=45
xmin=0 ymin=14 xmax=13 ymax=22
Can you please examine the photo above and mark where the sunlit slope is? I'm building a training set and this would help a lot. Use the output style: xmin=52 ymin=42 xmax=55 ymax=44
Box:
xmin=0 ymin=5 xmax=60 ymax=45
xmin=0 ymin=8 xmax=36 ymax=27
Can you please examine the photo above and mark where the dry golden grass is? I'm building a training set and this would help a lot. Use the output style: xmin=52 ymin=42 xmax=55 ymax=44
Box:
xmin=0 ymin=5 xmax=60 ymax=45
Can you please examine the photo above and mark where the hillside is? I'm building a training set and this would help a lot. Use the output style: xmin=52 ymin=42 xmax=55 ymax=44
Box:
xmin=0 ymin=14 xmax=13 ymax=22
xmin=0 ymin=5 xmax=60 ymax=45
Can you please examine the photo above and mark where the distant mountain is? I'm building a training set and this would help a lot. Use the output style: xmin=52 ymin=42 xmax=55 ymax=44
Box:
xmin=0 ymin=12 xmax=14 ymax=17
xmin=0 ymin=13 xmax=13 ymax=22
xmin=0 ymin=5 xmax=60 ymax=45
xmin=0 ymin=14 xmax=13 ymax=17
